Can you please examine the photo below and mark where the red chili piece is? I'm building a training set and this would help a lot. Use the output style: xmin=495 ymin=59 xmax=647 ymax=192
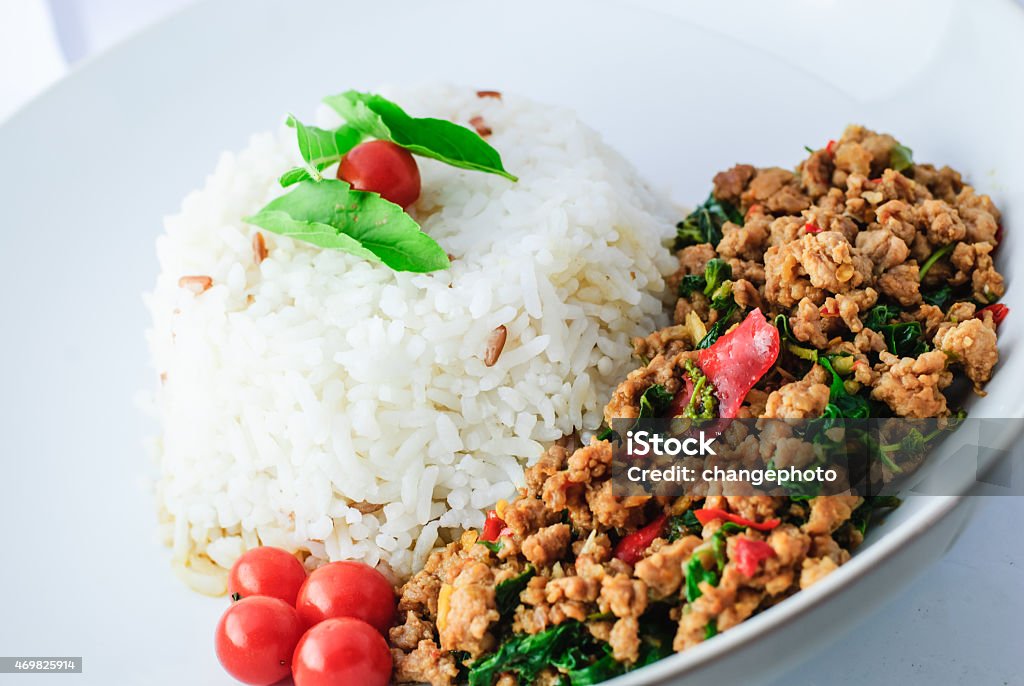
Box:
xmin=697 ymin=309 xmax=780 ymax=419
xmin=733 ymin=537 xmax=777 ymax=577
xmin=804 ymin=222 xmax=822 ymax=234
xmin=825 ymin=139 xmax=837 ymax=155
xmin=693 ymin=507 xmax=781 ymax=532
xmin=481 ymin=510 xmax=506 ymax=542
xmin=978 ymin=303 xmax=1009 ymax=327
xmin=613 ymin=514 xmax=668 ymax=564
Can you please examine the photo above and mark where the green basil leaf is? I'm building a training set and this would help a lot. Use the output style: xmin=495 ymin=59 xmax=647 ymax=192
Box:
xmin=918 ymin=242 xmax=955 ymax=282
xmin=666 ymin=510 xmax=702 ymax=542
xmin=565 ymin=652 xmax=625 ymax=685
xmin=244 ymin=179 xmax=450 ymax=273
xmin=495 ymin=566 xmax=535 ymax=618
xmin=323 ymin=91 xmax=517 ymax=181
xmin=286 ymin=115 xmax=362 ymax=177
xmin=674 ymin=193 xmax=743 ymax=250
xmin=638 ymin=384 xmax=674 ymax=420
xmin=468 ymin=623 xmax=577 ymax=686
xmin=878 ymin=321 xmax=929 ymax=357
xmin=696 ymin=301 xmax=738 ymax=349
xmin=678 ymin=273 xmax=706 ymax=298
xmin=702 ymin=258 xmax=733 ymax=297
xmin=477 ymin=540 xmax=502 ymax=554
xmin=850 ymin=495 xmax=902 ymax=535
xmin=818 ymin=356 xmax=871 ymax=420
xmin=863 ymin=304 xmax=902 ymax=331
xmin=279 ymin=166 xmax=315 ymax=187
xmin=684 ymin=554 xmax=718 ymax=602
xmin=922 ymin=285 xmax=954 ymax=309
xmin=889 ymin=144 xmax=914 ymax=172
xmin=774 ymin=312 xmax=819 ymax=362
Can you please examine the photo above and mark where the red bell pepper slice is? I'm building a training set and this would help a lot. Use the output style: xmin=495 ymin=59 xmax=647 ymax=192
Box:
xmin=697 ymin=308 xmax=780 ymax=418
xmin=693 ymin=507 xmax=781 ymax=532
xmin=732 ymin=537 xmax=777 ymax=577
xmin=978 ymin=303 xmax=1009 ymax=327
xmin=613 ymin=514 xmax=668 ymax=564
xmin=481 ymin=510 xmax=506 ymax=542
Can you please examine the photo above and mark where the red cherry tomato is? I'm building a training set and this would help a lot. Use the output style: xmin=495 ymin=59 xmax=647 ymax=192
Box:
xmin=295 ymin=561 xmax=396 ymax=634
xmin=228 ymin=547 xmax=308 ymax=605
xmin=215 ymin=596 xmax=303 ymax=686
xmin=697 ymin=308 xmax=780 ymax=418
xmin=292 ymin=617 xmax=392 ymax=686
xmin=337 ymin=140 xmax=421 ymax=208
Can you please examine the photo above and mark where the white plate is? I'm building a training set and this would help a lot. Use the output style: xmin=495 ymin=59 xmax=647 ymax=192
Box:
xmin=0 ymin=0 xmax=1021 ymax=683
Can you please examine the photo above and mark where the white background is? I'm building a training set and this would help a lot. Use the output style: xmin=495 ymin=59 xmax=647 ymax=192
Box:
xmin=1 ymin=1 xmax=1020 ymax=684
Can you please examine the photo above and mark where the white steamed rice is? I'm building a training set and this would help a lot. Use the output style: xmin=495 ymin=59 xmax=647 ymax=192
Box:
xmin=145 ymin=84 xmax=678 ymax=593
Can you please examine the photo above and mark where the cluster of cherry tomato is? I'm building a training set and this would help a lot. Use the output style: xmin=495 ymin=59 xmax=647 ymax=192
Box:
xmin=214 ymin=546 xmax=395 ymax=686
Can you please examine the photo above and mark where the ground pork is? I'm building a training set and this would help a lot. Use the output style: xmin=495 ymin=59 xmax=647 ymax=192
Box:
xmin=763 ymin=380 xmax=830 ymax=419
xmin=874 ymin=199 xmax=918 ymax=245
xmin=876 ymin=262 xmax=921 ymax=306
xmin=836 ymin=288 xmax=878 ymax=332
xmin=717 ymin=216 xmax=771 ymax=261
xmin=439 ymin=562 xmax=499 ymax=656
xmin=871 ymin=350 xmax=952 ymax=418
xmin=803 ymin=496 xmax=863 ymax=536
xmin=800 ymin=148 xmax=834 ymax=198
xmin=633 ymin=325 xmax=698 ymax=362
xmin=603 ymin=352 xmax=693 ymax=425
xmin=799 ymin=557 xmax=839 ymax=589
xmin=914 ymin=164 xmax=963 ymax=202
xmin=742 ymin=167 xmax=811 ymax=214
xmin=390 ymin=610 xmax=437 ymax=651
xmin=917 ymin=198 xmax=967 ymax=245
xmin=933 ymin=317 xmax=999 ymax=390
xmin=789 ymin=297 xmax=834 ymax=348
xmin=955 ymin=187 xmax=1000 ymax=244
xmin=764 ymin=232 xmax=868 ymax=307
xmin=392 ymin=640 xmax=459 ymax=686
xmin=633 ymin=536 xmax=702 ymax=598
xmin=712 ymin=163 xmax=755 ymax=205
xmin=598 ymin=574 xmax=648 ymax=619
xmin=855 ymin=228 xmax=909 ymax=274
xmin=522 ymin=524 xmax=571 ymax=567
xmin=526 ymin=445 xmax=569 ymax=498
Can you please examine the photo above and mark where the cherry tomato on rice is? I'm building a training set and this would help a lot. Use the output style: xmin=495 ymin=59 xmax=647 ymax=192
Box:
xmin=228 ymin=546 xmax=308 ymax=605
xmin=295 ymin=561 xmax=396 ymax=634
xmin=337 ymin=140 xmax=421 ymax=208
xmin=215 ymin=596 xmax=303 ymax=686
xmin=292 ymin=617 xmax=392 ymax=686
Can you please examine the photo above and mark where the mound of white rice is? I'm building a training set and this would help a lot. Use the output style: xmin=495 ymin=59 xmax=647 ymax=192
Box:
xmin=146 ymin=84 xmax=678 ymax=593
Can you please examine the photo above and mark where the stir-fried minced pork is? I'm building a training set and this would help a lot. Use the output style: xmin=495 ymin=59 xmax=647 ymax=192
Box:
xmin=389 ymin=126 xmax=1006 ymax=685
